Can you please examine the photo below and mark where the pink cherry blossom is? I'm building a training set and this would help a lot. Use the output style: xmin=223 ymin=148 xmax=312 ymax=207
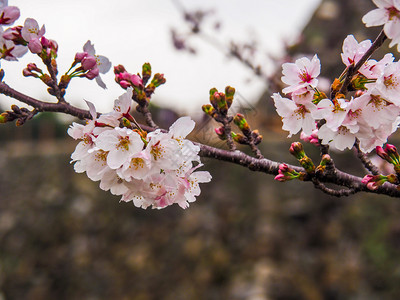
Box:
xmin=0 ymin=5 xmax=20 ymax=25
xmin=0 ymin=27 xmax=27 ymax=60
xmin=272 ymin=93 xmax=317 ymax=137
xmin=318 ymin=124 xmax=357 ymax=151
xmin=341 ymin=35 xmax=372 ymax=67
xmin=21 ymin=18 xmax=45 ymax=54
xmin=95 ymin=127 xmax=144 ymax=170
xmin=362 ymin=0 xmax=400 ymax=50
xmin=375 ymin=61 xmax=400 ymax=102
xmin=82 ymin=40 xmax=112 ymax=89
xmin=69 ymin=98 xmax=211 ymax=209
xmin=281 ymin=54 xmax=320 ymax=94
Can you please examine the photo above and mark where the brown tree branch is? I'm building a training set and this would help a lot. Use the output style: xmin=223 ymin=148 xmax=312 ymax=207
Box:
xmin=1 ymin=81 xmax=400 ymax=198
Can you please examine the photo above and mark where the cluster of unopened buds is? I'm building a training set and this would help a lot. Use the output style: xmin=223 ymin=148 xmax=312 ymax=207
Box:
xmin=68 ymin=88 xmax=211 ymax=209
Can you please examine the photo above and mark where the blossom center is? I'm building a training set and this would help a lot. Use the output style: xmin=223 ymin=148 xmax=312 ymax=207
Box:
xmin=348 ymin=109 xmax=362 ymax=120
xmin=388 ymin=7 xmax=400 ymax=21
xmin=95 ymin=150 xmax=108 ymax=163
xmin=383 ymin=74 xmax=398 ymax=90
xmin=294 ymin=104 xmax=310 ymax=119
xmin=369 ymin=94 xmax=386 ymax=110
xmin=337 ymin=126 xmax=350 ymax=135
xmin=118 ymin=136 xmax=130 ymax=151
xmin=130 ymin=157 xmax=144 ymax=170
xmin=299 ymin=70 xmax=312 ymax=83
xmin=150 ymin=141 xmax=165 ymax=161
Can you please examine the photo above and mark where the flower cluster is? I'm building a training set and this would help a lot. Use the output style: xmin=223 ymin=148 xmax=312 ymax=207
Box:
xmin=70 ymin=41 xmax=112 ymax=89
xmin=273 ymin=34 xmax=400 ymax=152
xmin=362 ymin=0 xmax=400 ymax=50
xmin=68 ymin=88 xmax=211 ymax=209
xmin=0 ymin=2 xmax=110 ymax=89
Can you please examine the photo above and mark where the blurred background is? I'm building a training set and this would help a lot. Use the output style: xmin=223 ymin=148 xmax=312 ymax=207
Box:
xmin=2 ymin=0 xmax=400 ymax=299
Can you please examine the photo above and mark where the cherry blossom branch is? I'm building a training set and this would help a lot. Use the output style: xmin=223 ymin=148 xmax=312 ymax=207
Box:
xmin=0 ymin=81 xmax=92 ymax=119
xmin=197 ymin=142 xmax=400 ymax=197
xmin=311 ymin=178 xmax=357 ymax=197
xmin=354 ymin=139 xmax=380 ymax=175
xmin=4 ymin=78 xmax=400 ymax=198
xmin=42 ymin=58 xmax=66 ymax=103
xmin=334 ymin=30 xmax=387 ymax=98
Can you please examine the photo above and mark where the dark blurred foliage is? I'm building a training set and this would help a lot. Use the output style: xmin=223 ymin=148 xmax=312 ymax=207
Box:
xmin=2 ymin=1 xmax=400 ymax=299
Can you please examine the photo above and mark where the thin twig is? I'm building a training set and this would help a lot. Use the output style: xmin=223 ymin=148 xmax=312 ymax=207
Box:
xmin=354 ymin=139 xmax=380 ymax=175
xmin=312 ymin=178 xmax=358 ymax=197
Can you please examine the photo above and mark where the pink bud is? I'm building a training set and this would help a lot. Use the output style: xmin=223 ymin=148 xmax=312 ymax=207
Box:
xmin=23 ymin=68 xmax=34 ymax=77
xmin=40 ymin=36 xmax=50 ymax=47
xmin=130 ymin=74 xmax=143 ymax=87
xmin=119 ymin=80 xmax=131 ymax=89
xmin=361 ymin=174 xmax=374 ymax=185
xmin=85 ymin=67 xmax=99 ymax=79
xmin=0 ymin=6 xmax=20 ymax=25
xmin=48 ymin=39 xmax=58 ymax=51
xmin=375 ymin=146 xmax=388 ymax=160
xmin=120 ymin=72 xmax=131 ymax=81
xmin=74 ymin=51 xmax=88 ymax=62
xmin=82 ymin=56 xmax=97 ymax=70
xmin=214 ymin=127 xmax=225 ymax=136
xmin=27 ymin=63 xmax=41 ymax=72
xmin=367 ymin=182 xmax=379 ymax=191
xmin=278 ymin=163 xmax=289 ymax=172
xmin=274 ymin=174 xmax=287 ymax=182
xmin=28 ymin=38 xmax=42 ymax=53
xmin=384 ymin=144 xmax=398 ymax=154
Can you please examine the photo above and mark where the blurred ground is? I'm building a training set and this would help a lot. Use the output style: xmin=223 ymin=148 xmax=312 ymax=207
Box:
xmin=1 ymin=112 xmax=400 ymax=300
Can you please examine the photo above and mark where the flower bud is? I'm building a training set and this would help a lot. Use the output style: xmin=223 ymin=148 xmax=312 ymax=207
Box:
xmin=376 ymin=146 xmax=390 ymax=161
xmin=299 ymin=157 xmax=315 ymax=173
xmin=114 ymin=64 xmax=126 ymax=74
xmin=214 ymin=126 xmax=226 ymax=140
xmin=151 ymin=73 xmax=166 ymax=88
xmin=119 ymin=80 xmax=131 ymax=89
xmin=362 ymin=174 xmax=387 ymax=191
xmin=85 ymin=67 xmax=99 ymax=79
xmin=75 ymin=52 xmax=88 ymax=62
xmin=225 ymin=86 xmax=235 ymax=108
xmin=23 ymin=68 xmax=38 ymax=78
xmin=289 ymin=142 xmax=305 ymax=160
xmin=81 ymin=56 xmax=97 ymax=70
xmin=202 ymin=104 xmax=216 ymax=117
xmin=142 ymin=62 xmax=151 ymax=83
xmin=251 ymin=130 xmax=262 ymax=145
xmin=274 ymin=163 xmax=302 ymax=182
xmin=213 ymin=92 xmax=228 ymax=114
xmin=233 ymin=113 xmax=250 ymax=134
xmin=28 ymin=38 xmax=43 ymax=54
xmin=130 ymin=74 xmax=143 ymax=87
xmin=232 ymin=132 xmax=247 ymax=144
xmin=0 ymin=112 xmax=8 ymax=123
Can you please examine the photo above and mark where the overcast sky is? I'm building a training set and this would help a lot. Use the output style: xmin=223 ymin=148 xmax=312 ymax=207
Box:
xmin=1 ymin=0 xmax=321 ymax=118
